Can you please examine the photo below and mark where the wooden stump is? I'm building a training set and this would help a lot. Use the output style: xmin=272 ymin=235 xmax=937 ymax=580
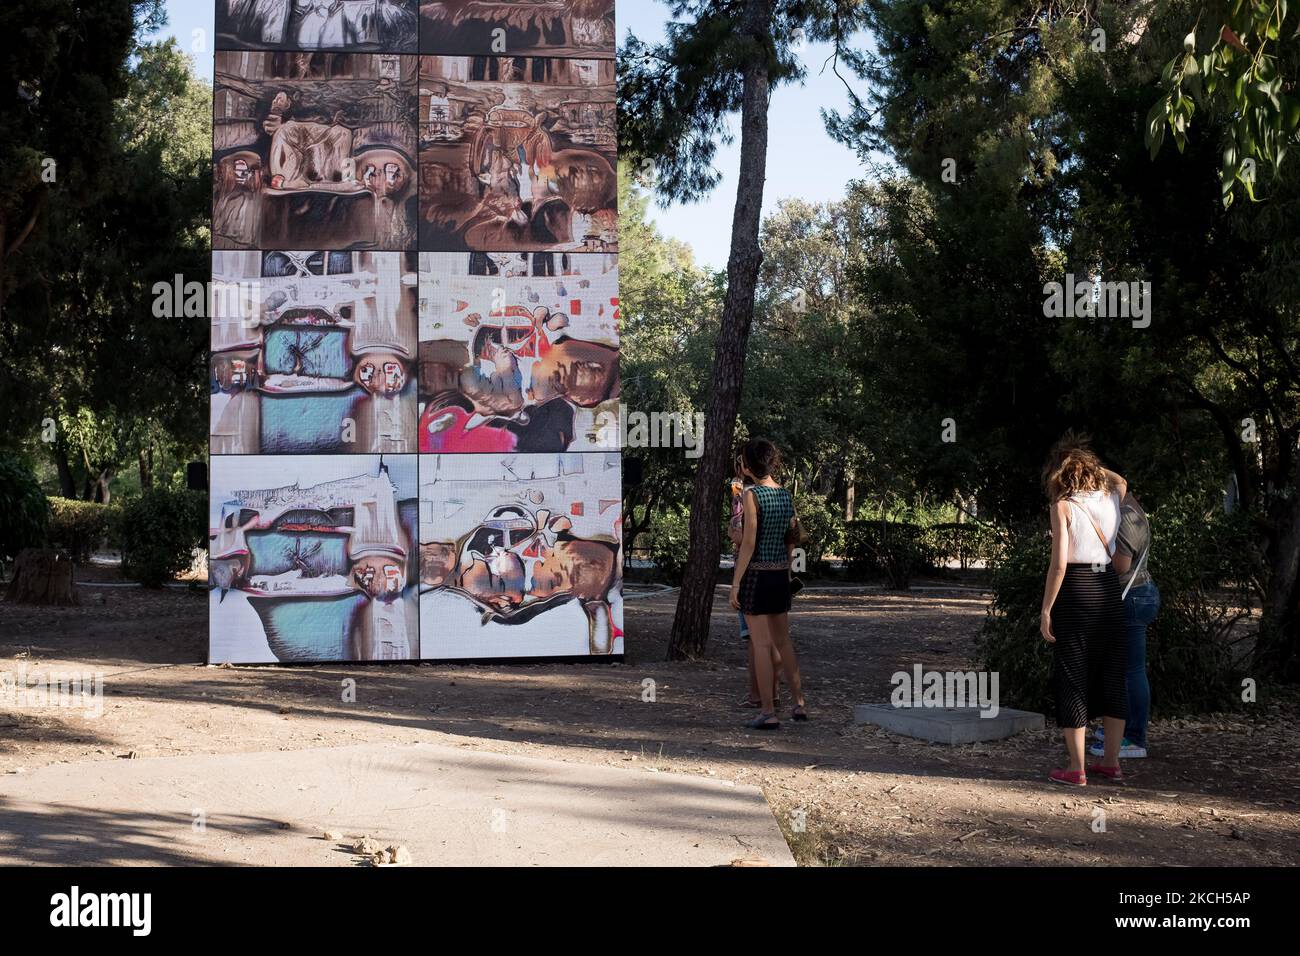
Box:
xmin=6 ymin=549 xmax=78 ymax=606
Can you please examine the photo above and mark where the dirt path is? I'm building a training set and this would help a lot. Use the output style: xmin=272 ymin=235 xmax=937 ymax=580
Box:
xmin=2 ymin=583 xmax=1297 ymax=866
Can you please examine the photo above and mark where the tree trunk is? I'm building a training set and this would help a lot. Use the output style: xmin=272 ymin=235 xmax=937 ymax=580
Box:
xmin=139 ymin=445 xmax=153 ymax=490
xmin=6 ymin=549 xmax=78 ymax=606
xmin=53 ymin=440 xmax=76 ymax=499
xmin=91 ymin=468 xmax=113 ymax=505
xmin=666 ymin=0 xmax=773 ymax=660
xmin=625 ymin=489 xmax=659 ymax=558
xmin=1255 ymin=485 xmax=1300 ymax=679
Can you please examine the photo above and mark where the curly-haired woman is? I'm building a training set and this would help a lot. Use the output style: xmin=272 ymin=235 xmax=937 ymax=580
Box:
xmin=1039 ymin=433 xmax=1129 ymax=786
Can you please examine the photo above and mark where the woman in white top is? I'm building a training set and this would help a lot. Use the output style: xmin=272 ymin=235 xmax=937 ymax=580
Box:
xmin=1039 ymin=433 xmax=1129 ymax=787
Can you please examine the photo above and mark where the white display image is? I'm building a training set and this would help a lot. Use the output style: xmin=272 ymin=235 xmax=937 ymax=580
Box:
xmin=418 ymin=452 xmax=622 ymax=659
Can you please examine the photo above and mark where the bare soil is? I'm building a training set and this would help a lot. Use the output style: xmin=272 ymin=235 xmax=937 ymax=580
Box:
xmin=2 ymin=578 xmax=1297 ymax=866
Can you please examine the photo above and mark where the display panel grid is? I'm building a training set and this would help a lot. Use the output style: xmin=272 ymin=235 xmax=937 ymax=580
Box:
xmin=209 ymin=1 xmax=620 ymax=664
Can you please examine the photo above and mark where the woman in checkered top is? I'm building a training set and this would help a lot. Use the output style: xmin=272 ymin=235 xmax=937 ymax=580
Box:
xmin=729 ymin=439 xmax=807 ymax=729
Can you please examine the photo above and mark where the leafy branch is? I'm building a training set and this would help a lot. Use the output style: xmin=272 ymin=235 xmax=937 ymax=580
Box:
xmin=1146 ymin=0 xmax=1300 ymax=207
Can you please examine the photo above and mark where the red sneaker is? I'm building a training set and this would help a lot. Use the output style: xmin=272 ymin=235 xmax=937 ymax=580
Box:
xmin=1087 ymin=763 xmax=1124 ymax=781
xmin=1049 ymin=768 xmax=1087 ymax=786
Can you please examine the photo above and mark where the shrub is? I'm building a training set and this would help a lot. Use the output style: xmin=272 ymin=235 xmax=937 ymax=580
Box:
xmin=0 ymin=452 xmax=49 ymax=564
xmin=120 ymin=488 xmax=207 ymax=587
xmin=1142 ymin=493 xmax=1260 ymax=714
xmin=976 ymin=494 xmax=1259 ymax=718
xmin=791 ymin=489 xmax=844 ymax=571
xmin=47 ymin=498 xmax=116 ymax=564
xmin=843 ymin=519 xmax=937 ymax=588
xmin=647 ymin=506 xmax=692 ymax=585
xmin=921 ymin=521 xmax=1006 ymax=570
xmin=974 ymin=525 xmax=1055 ymax=714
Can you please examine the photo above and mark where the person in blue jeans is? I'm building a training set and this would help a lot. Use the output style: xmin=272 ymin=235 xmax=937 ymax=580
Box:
xmin=1092 ymin=492 xmax=1159 ymax=758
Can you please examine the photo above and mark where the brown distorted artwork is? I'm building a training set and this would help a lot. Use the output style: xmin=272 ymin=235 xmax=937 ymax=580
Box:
xmin=417 ymin=54 xmax=617 ymax=252
xmin=213 ymin=51 xmax=419 ymax=251
xmin=216 ymin=0 xmax=421 ymax=52
xmin=418 ymin=0 xmax=615 ymax=57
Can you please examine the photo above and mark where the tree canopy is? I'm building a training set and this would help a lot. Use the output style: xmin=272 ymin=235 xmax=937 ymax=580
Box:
xmin=0 ymin=4 xmax=211 ymax=501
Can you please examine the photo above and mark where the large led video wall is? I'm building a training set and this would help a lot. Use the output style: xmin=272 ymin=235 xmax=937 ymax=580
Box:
xmin=210 ymin=0 xmax=621 ymax=663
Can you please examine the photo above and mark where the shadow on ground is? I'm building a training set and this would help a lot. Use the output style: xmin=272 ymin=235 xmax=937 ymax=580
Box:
xmin=2 ymin=583 xmax=1297 ymax=866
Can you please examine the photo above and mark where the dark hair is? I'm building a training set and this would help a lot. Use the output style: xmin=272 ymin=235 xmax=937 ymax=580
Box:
xmin=738 ymin=438 xmax=782 ymax=479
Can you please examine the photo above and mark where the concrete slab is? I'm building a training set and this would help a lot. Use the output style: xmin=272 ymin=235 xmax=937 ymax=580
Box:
xmin=854 ymin=704 xmax=1045 ymax=744
xmin=0 ymin=743 xmax=794 ymax=867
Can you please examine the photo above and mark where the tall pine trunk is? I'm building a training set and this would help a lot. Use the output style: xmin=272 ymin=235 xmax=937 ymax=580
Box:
xmin=666 ymin=0 xmax=772 ymax=660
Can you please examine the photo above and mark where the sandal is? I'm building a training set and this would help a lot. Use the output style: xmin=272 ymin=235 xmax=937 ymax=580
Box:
xmin=792 ymin=705 xmax=808 ymax=722
xmin=1049 ymin=768 xmax=1087 ymax=787
xmin=745 ymin=713 xmax=780 ymax=730
xmin=741 ymin=696 xmax=762 ymax=708
xmin=1087 ymin=763 xmax=1124 ymax=782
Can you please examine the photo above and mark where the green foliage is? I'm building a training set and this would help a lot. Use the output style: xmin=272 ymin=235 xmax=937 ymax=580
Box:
xmin=647 ymin=507 xmax=693 ymax=586
xmin=978 ymin=494 xmax=1261 ymax=717
xmin=1147 ymin=1 xmax=1300 ymax=206
xmin=618 ymin=163 xmax=720 ymax=555
xmin=922 ymin=522 xmax=1006 ymax=570
xmin=975 ymin=525 xmax=1056 ymax=714
xmin=0 ymin=0 xmax=165 ymax=279
xmin=0 ymin=452 xmax=49 ymax=562
xmin=119 ymin=488 xmax=205 ymax=587
xmin=47 ymin=498 xmax=116 ymax=564
xmin=791 ymin=489 xmax=844 ymax=570
xmin=819 ymin=0 xmax=1300 ymax=674
xmin=618 ymin=0 xmax=867 ymax=203
xmin=2 ymin=17 xmax=211 ymax=509
xmin=1143 ymin=492 xmax=1262 ymax=713
xmin=745 ymin=197 xmax=892 ymax=511
xmin=843 ymin=520 xmax=938 ymax=588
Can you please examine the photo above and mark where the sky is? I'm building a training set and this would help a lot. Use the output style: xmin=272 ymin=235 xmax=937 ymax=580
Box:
xmin=161 ymin=0 xmax=877 ymax=269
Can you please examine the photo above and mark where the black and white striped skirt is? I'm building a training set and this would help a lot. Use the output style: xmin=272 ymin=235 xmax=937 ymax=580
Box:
xmin=1050 ymin=563 xmax=1128 ymax=728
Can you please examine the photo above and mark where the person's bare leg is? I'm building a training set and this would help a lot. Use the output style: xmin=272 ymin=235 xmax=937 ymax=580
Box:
xmin=769 ymin=645 xmax=780 ymax=706
xmin=1063 ymin=727 xmax=1086 ymax=773
xmin=745 ymin=640 xmax=758 ymax=703
xmin=767 ymin=613 xmax=804 ymax=708
xmin=1100 ymin=715 xmax=1125 ymax=768
xmin=748 ymin=615 xmax=777 ymax=719
xmin=771 ymin=645 xmax=783 ymax=704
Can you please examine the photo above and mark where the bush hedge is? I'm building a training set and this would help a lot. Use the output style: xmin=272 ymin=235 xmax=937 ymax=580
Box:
xmin=1139 ymin=492 xmax=1260 ymax=714
xmin=922 ymin=521 xmax=1006 ymax=569
xmin=120 ymin=488 xmax=207 ymax=587
xmin=47 ymin=498 xmax=117 ymax=563
xmin=0 ymin=453 xmax=50 ymax=564
xmin=646 ymin=506 xmax=692 ymax=586
xmin=843 ymin=519 xmax=937 ymax=588
xmin=791 ymin=489 xmax=844 ymax=571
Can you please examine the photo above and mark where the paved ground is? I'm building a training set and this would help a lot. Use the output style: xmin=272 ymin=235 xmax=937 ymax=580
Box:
xmin=0 ymin=741 xmax=793 ymax=866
